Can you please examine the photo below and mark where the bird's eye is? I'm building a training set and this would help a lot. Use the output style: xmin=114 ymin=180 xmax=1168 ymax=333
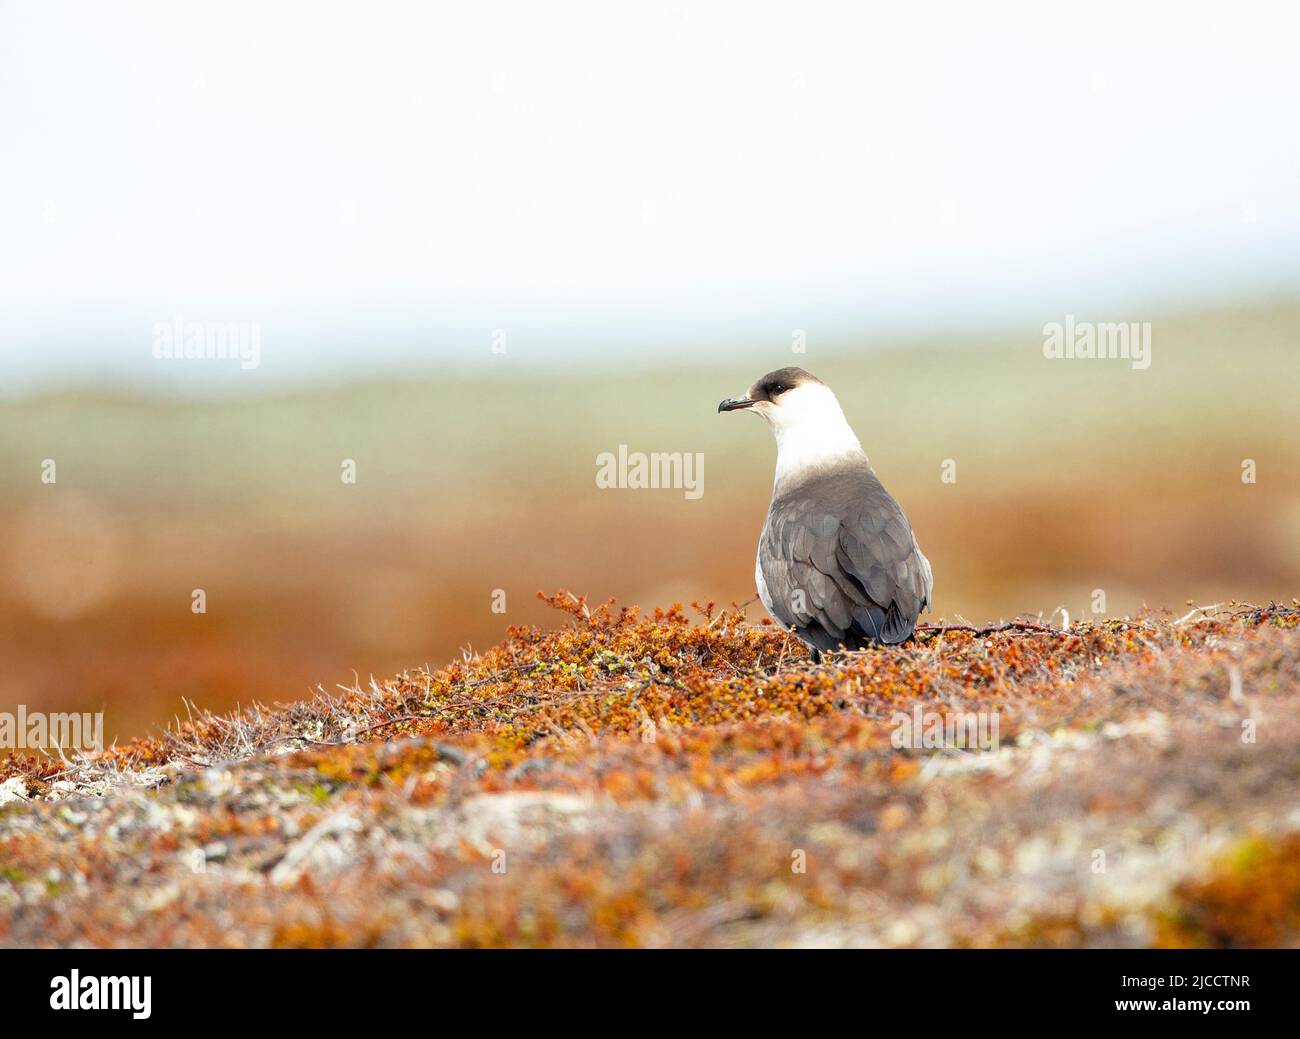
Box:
xmin=769 ymin=383 xmax=787 ymax=395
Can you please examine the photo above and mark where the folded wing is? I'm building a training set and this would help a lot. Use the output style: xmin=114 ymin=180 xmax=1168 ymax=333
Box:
xmin=760 ymin=468 xmax=932 ymax=651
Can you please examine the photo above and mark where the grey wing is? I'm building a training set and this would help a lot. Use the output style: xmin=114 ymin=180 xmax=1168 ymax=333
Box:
xmin=836 ymin=473 xmax=932 ymax=643
xmin=760 ymin=472 xmax=931 ymax=649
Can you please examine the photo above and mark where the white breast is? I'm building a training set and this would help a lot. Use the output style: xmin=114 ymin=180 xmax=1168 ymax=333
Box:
xmin=766 ymin=383 xmax=867 ymax=493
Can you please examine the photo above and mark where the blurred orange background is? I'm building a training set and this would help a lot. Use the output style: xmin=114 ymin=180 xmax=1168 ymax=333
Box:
xmin=3 ymin=300 xmax=1297 ymax=745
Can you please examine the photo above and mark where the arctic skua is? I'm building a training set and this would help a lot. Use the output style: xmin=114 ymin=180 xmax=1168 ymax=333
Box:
xmin=719 ymin=366 xmax=932 ymax=660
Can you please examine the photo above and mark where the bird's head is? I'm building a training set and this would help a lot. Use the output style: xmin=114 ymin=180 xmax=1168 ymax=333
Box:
xmin=719 ymin=367 xmax=864 ymax=479
xmin=718 ymin=367 xmax=837 ymax=429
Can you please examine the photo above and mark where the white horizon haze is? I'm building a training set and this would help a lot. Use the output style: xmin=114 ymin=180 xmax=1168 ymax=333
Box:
xmin=2 ymin=0 xmax=1299 ymax=391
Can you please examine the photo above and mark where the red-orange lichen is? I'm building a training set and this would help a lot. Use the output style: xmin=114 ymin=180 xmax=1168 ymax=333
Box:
xmin=0 ymin=596 xmax=1297 ymax=947
xmin=1156 ymin=834 xmax=1300 ymax=948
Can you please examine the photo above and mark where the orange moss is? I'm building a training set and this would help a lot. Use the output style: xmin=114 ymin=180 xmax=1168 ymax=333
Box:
xmin=1 ymin=597 xmax=1298 ymax=948
xmin=1156 ymin=834 xmax=1300 ymax=948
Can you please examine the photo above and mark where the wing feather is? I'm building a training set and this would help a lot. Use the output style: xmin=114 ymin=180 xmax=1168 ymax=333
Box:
xmin=758 ymin=466 xmax=932 ymax=650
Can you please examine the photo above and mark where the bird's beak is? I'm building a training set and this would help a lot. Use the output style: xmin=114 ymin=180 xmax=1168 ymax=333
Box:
xmin=718 ymin=395 xmax=755 ymax=413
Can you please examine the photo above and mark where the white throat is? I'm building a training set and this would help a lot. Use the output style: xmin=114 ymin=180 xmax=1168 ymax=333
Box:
xmin=760 ymin=383 xmax=866 ymax=491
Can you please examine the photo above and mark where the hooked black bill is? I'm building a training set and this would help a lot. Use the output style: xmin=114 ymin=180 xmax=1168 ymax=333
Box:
xmin=717 ymin=395 xmax=755 ymax=413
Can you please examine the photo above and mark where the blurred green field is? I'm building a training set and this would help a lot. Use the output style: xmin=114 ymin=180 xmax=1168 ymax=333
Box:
xmin=2 ymin=298 xmax=1298 ymax=744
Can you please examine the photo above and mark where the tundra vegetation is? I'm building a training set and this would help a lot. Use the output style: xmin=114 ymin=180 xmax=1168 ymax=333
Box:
xmin=1 ymin=595 xmax=1297 ymax=947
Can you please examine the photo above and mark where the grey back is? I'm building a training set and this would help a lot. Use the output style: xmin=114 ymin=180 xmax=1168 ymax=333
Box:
xmin=759 ymin=460 xmax=932 ymax=650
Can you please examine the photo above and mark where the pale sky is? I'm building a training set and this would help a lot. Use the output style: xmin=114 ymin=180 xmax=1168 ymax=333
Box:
xmin=2 ymin=0 xmax=1298 ymax=389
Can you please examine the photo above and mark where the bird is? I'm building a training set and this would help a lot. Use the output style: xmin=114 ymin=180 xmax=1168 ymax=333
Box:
xmin=718 ymin=366 xmax=932 ymax=660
